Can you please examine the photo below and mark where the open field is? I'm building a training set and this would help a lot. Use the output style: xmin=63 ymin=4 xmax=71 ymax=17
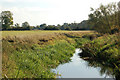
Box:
xmin=2 ymin=30 xmax=94 ymax=78
xmin=2 ymin=30 xmax=119 ymax=78
xmin=2 ymin=30 xmax=94 ymax=37
xmin=1 ymin=1 xmax=120 ymax=79
xmin=2 ymin=30 xmax=94 ymax=46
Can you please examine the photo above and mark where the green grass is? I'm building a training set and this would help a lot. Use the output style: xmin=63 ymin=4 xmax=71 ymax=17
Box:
xmin=2 ymin=40 xmax=75 ymax=78
xmin=81 ymin=33 xmax=120 ymax=69
xmin=80 ymin=33 xmax=120 ymax=79
xmin=2 ymin=30 xmax=119 ymax=78
xmin=2 ymin=30 xmax=94 ymax=78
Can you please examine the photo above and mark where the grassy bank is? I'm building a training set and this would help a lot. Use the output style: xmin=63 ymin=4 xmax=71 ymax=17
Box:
xmin=79 ymin=33 xmax=120 ymax=78
xmin=3 ymin=40 xmax=75 ymax=78
xmin=81 ymin=33 xmax=119 ymax=61
xmin=2 ymin=30 xmax=119 ymax=78
xmin=2 ymin=30 xmax=93 ymax=78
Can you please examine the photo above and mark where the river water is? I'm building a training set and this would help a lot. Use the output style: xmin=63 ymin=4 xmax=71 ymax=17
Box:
xmin=52 ymin=48 xmax=114 ymax=78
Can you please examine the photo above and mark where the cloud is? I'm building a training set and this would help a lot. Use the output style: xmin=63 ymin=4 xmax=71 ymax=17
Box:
xmin=4 ymin=0 xmax=16 ymax=2
xmin=1 ymin=0 xmax=120 ymax=26
xmin=3 ymin=0 xmax=38 ymax=3
xmin=0 ymin=6 xmax=49 ymax=26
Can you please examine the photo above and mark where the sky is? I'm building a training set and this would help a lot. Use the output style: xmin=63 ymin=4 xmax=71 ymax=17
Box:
xmin=0 ymin=0 xmax=120 ymax=26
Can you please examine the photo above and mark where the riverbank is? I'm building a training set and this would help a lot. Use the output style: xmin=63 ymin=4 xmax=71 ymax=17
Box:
xmin=79 ymin=33 xmax=120 ymax=79
xmin=51 ymin=48 xmax=108 ymax=78
xmin=2 ymin=30 xmax=119 ymax=78
xmin=81 ymin=33 xmax=119 ymax=62
xmin=2 ymin=30 xmax=94 ymax=78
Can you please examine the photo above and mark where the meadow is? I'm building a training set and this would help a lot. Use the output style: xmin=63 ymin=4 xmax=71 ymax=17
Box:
xmin=2 ymin=30 xmax=119 ymax=78
xmin=1 ymin=1 xmax=120 ymax=79
xmin=2 ymin=30 xmax=94 ymax=78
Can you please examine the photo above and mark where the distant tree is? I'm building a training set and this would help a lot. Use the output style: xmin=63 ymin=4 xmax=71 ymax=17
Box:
xmin=15 ymin=23 xmax=20 ymax=27
xmin=22 ymin=22 xmax=31 ymax=30
xmin=22 ymin=22 xmax=30 ymax=28
xmin=65 ymin=27 xmax=71 ymax=30
xmin=44 ymin=25 xmax=59 ymax=30
xmin=57 ymin=24 xmax=61 ymax=29
xmin=60 ymin=23 xmax=69 ymax=30
xmin=1 ymin=11 xmax=13 ymax=30
xmin=36 ymin=25 xmax=40 ymax=30
xmin=57 ymin=24 xmax=61 ymax=27
xmin=40 ymin=23 xmax=47 ymax=30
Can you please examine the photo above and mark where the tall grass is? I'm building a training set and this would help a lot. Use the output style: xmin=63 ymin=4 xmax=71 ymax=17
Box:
xmin=2 ymin=31 xmax=93 ymax=78
xmin=80 ymin=33 xmax=120 ymax=78
xmin=2 ymin=40 xmax=76 ymax=78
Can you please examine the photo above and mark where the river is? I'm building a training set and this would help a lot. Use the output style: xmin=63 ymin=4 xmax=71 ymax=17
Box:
xmin=52 ymin=48 xmax=115 ymax=78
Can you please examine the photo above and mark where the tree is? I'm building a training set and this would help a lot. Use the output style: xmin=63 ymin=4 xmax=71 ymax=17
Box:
xmin=65 ymin=27 xmax=71 ymax=30
xmin=1 ymin=11 xmax=13 ymax=30
xmin=40 ymin=23 xmax=47 ymax=30
xmin=88 ymin=2 xmax=120 ymax=34
xmin=15 ymin=23 xmax=20 ymax=27
xmin=44 ymin=25 xmax=59 ymax=30
xmin=118 ymin=2 xmax=120 ymax=28
xmin=22 ymin=22 xmax=30 ymax=28
xmin=22 ymin=22 xmax=31 ymax=30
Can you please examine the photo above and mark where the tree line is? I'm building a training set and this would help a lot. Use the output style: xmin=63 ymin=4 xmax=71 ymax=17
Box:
xmin=1 ymin=1 xmax=120 ymax=33
xmin=0 ymin=11 xmax=93 ymax=31
xmin=36 ymin=20 xmax=93 ymax=30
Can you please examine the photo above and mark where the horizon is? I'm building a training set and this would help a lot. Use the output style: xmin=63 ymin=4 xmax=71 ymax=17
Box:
xmin=0 ymin=0 xmax=120 ymax=26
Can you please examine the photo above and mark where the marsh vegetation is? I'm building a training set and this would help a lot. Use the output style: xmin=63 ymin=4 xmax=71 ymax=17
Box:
xmin=2 ymin=31 xmax=94 ymax=78
xmin=1 ymin=1 xmax=120 ymax=79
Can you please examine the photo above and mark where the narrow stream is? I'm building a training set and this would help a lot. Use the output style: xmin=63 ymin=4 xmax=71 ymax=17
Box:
xmin=52 ymin=48 xmax=113 ymax=78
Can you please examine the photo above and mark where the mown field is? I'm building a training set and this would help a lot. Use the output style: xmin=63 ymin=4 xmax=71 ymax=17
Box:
xmin=2 ymin=30 xmax=94 ymax=78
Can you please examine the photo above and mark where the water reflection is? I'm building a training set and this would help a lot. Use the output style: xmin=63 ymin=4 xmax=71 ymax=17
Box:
xmin=79 ymin=52 xmax=120 ymax=80
xmin=52 ymin=48 xmax=111 ymax=78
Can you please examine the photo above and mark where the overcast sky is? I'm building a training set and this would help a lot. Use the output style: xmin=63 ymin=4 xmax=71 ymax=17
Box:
xmin=0 ymin=0 xmax=119 ymax=26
